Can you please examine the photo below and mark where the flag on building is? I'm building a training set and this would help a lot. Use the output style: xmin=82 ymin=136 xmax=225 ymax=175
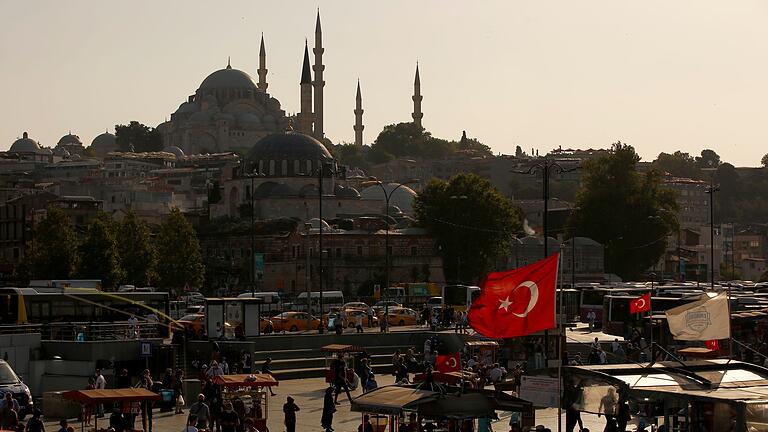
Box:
xmin=666 ymin=292 xmax=730 ymax=341
xmin=630 ymin=293 xmax=651 ymax=314
xmin=435 ymin=353 xmax=461 ymax=373
xmin=468 ymin=253 xmax=559 ymax=338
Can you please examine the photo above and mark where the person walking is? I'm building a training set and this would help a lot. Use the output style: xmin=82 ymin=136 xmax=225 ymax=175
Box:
xmin=367 ymin=307 xmax=374 ymax=328
xmin=355 ymin=313 xmax=364 ymax=333
xmin=261 ymin=358 xmax=277 ymax=396
xmin=282 ymin=396 xmax=300 ymax=432
xmin=321 ymin=387 xmax=336 ymax=432
xmin=331 ymin=354 xmax=352 ymax=404
xmin=95 ymin=368 xmax=107 ymax=417
xmin=188 ymin=394 xmax=210 ymax=430
xmin=134 ymin=369 xmax=154 ymax=432
xmin=174 ymin=369 xmax=185 ymax=414
xmin=358 ymin=414 xmax=374 ymax=432
xmin=587 ymin=310 xmax=596 ymax=332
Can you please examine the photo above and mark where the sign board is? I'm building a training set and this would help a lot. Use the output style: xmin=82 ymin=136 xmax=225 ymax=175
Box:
xmin=139 ymin=341 xmax=153 ymax=358
xmin=254 ymin=253 xmax=265 ymax=279
xmin=520 ymin=376 xmax=559 ymax=408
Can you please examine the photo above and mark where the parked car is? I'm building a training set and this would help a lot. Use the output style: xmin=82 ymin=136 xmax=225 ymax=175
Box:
xmin=0 ymin=360 xmax=33 ymax=419
xmin=177 ymin=313 xmax=205 ymax=337
xmin=372 ymin=300 xmax=402 ymax=315
xmin=271 ymin=311 xmax=321 ymax=332
xmin=386 ymin=307 xmax=419 ymax=326
xmin=342 ymin=302 xmax=369 ymax=311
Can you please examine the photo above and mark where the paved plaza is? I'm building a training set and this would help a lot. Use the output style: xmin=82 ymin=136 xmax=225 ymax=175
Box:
xmin=42 ymin=377 xmax=622 ymax=432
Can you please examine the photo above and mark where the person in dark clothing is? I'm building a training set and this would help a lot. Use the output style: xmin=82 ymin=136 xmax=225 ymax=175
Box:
xmin=25 ymin=409 xmax=44 ymax=432
xmin=321 ymin=387 xmax=336 ymax=432
xmin=116 ymin=369 xmax=132 ymax=388
xmin=261 ymin=358 xmax=277 ymax=396
xmin=394 ymin=358 xmax=409 ymax=383
xmin=358 ymin=414 xmax=374 ymax=432
xmin=109 ymin=408 xmax=125 ymax=432
xmin=219 ymin=402 xmax=239 ymax=432
xmin=330 ymin=354 xmax=352 ymax=404
xmin=616 ymin=393 xmax=631 ymax=432
xmin=282 ymin=396 xmax=300 ymax=432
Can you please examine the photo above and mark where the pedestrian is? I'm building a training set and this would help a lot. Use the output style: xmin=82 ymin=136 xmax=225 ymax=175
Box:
xmin=587 ymin=310 xmax=596 ymax=332
xmin=321 ymin=387 xmax=336 ymax=432
xmin=134 ymin=369 xmax=154 ymax=432
xmin=216 ymin=322 xmax=224 ymax=339
xmin=219 ymin=402 xmax=239 ymax=432
xmin=127 ymin=315 xmax=139 ymax=339
xmin=358 ymin=414 xmax=374 ymax=432
xmin=174 ymin=369 xmax=185 ymax=414
xmin=394 ymin=358 xmax=409 ymax=384
xmin=367 ymin=306 xmax=374 ymax=328
xmin=25 ymin=409 xmax=44 ymax=432
xmin=220 ymin=357 xmax=230 ymax=375
xmin=57 ymin=420 xmax=68 ymax=432
xmin=117 ymin=368 xmax=132 ymax=388
xmin=241 ymin=351 xmax=252 ymax=374
xmin=331 ymin=354 xmax=352 ymax=403
xmin=261 ymin=358 xmax=277 ymax=396
xmin=84 ymin=376 xmax=96 ymax=426
xmin=188 ymin=394 xmax=210 ymax=430
xmin=0 ymin=395 xmax=18 ymax=431
xmin=355 ymin=313 xmax=364 ymax=333
xmin=283 ymin=396 xmax=300 ymax=432
xmin=109 ymin=407 xmax=125 ymax=432
xmin=95 ymin=367 xmax=107 ymax=417
xmin=423 ymin=339 xmax=431 ymax=361
xmin=182 ymin=415 xmax=198 ymax=432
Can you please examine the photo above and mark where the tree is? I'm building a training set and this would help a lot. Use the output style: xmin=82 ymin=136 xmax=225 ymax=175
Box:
xmin=569 ymin=142 xmax=679 ymax=279
xmin=332 ymin=142 xmax=370 ymax=170
xmin=157 ymin=208 xmax=204 ymax=290
xmin=78 ymin=213 xmax=124 ymax=290
xmin=117 ymin=210 xmax=158 ymax=287
xmin=761 ymin=153 xmax=768 ymax=168
xmin=414 ymin=173 xmax=522 ymax=284
xmin=115 ymin=121 xmax=163 ymax=153
xmin=695 ymin=149 xmax=721 ymax=169
xmin=371 ymin=122 xmax=456 ymax=159
xmin=22 ymin=206 xmax=79 ymax=280
xmin=651 ymin=151 xmax=699 ymax=179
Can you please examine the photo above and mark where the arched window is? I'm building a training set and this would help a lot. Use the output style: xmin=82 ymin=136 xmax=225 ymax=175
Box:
xmin=306 ymin=160 xmax=312 ymax=174
xmin=294 ymin=160 xmax=301 ymax=175
xmin=269 ymin=160 xmax=275 ymax=175
xmin=281 ymin=160 xmax=288 ymax=176
xmin=258 ymin=160 xmax=264 ymax=174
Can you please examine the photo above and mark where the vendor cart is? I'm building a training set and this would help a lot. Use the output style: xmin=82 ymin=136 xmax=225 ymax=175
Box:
xmin=63 ymin=388 xmax=160 ymax=432
xmin=210 ymin=373 xmax=278 ymax=432
xmin=465 ymin=340 xmax=499 ymax=365
xmin=321 ymin=344 xmax=365 ymax=384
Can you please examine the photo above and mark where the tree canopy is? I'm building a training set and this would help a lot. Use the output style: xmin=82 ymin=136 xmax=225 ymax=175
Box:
xmin=414 ymin=173 xmax=522 ymax=284
xmin=570 ymin=142 xmax=679 ymax=279
xmin=78 ymin=213 xmax=124 ymax=289
xmin=651 ymin=151 xmax=699 ymax=179
xmin=156 ymin=208 xmax=204 ymax=289
xmin=115 ymin=121 xmax=163 ymax=153
xmin=21 ymin=206 xmax=79 ymax=280
xmin=117 ymin=210 xmax=158 ymax=287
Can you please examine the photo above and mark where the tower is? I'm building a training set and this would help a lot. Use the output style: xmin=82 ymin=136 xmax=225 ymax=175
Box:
xmin=297 ymin=40 xmax=314 ymax=135
xmin=354 ymin=80 xmax=364 ymax=146
xmin=257 ymin=33 xmax=268 ymax=92
xmin=412 ymin=63 xmax=423 ymax=129
xmin=312 ymin=10 xmax=325 ymax=139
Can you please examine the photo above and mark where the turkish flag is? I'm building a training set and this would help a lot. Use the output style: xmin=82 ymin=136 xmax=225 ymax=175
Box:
xmin=435 ymin=353 xmax=461 ymax=373
xmin=629 ymin=293 xmax=651 ymax=314
xmin=705 ymin=339 xmax=720 ymax=351
xmin=468 ymin=253 xmax=558 ymax=338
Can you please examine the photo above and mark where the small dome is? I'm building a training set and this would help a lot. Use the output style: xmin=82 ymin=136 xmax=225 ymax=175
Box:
xmin=299 ymin=184 xmax=319 ymax=197
xmin=10 ymin=132 xmax=41 ymax=153
xmin=162 ymin=146 xmax=185 ymax=159
xmin=57 ymin=133 xmax=82 ymax=146
xmin=199 ymin=67 xmax=258 ymax=91
xmin=91 ymin=132 xmax=117 ymax=149
xmin=334 ymin=184 xmax=361 ymax=198
xmin=307 ymin=218 xmax=331 ymax=231
xmin=360 ymin=183 xmax=417 ymax=213
xmin=246 ymin=132 xmax=332 ymax=164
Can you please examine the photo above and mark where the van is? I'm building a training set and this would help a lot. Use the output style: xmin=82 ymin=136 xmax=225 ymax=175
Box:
xmin=296 ymin=291 xmax=344 ymax=314
xmin=0 ymin=360 xmax=33 ymax=418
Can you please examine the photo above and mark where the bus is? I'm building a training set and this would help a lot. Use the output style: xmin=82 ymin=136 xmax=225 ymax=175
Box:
xmin=602 ymin=294 xmax=700 ymax=337
xmin=442 ymin=285 xmax=481 ymax=313
xmin=0 ymin=287 xmax=169 ymax=325
xmin=295 ymin=291 xmax=344 ymax=315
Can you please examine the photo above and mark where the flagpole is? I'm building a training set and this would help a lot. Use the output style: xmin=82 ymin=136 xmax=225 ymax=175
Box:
xmin=648 ymin=297 xmax=654 ymax=362
xmin=727 ymin=282 xmax=733 ymax=360
xmin=557 ymin=251 xmax=564 ymax=432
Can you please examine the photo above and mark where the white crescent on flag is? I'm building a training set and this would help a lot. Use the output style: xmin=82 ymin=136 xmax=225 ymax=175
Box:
xmin=512 ymin=281 xmax=539 ymax=318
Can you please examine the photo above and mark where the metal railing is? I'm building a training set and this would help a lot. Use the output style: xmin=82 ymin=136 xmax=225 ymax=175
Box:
xmin=0 ymin=321 xmax=160 ymax=341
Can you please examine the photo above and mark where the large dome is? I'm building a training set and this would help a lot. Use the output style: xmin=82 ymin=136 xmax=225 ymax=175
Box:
xmin=10 ymin=132 xmax=41 ymax=153
xmin=247 ymin=132 xmax=332 ymax=162
xmin=199 ymin=66 xmax=258 ymax=91
xmin=91 ymin=131 xmax=117 ymax=149
xmin=360 ymin=183 xmax=418 ymax=213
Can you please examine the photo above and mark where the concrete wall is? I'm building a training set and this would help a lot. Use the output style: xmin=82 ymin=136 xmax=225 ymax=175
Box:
xmin=0 ymin=333 xmax=41 ymax=383
xmin=42 ymin=339 xmax=165 ymax=362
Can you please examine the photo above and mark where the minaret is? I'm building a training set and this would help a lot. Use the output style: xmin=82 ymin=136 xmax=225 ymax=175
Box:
xmin=412 ymin=63 xmax=423 ymax=129
xmin=354 ymin=80 xmax=364 ymax=146
xmin=297 ymin=40 xmax=314 ymax=135
xmin=312 ymin=10 xmax=325 ymax=139
xmin=257 ymin=33 xmax=268 ymax=92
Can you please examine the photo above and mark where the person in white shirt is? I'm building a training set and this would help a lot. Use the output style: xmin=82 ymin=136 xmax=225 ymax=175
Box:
xmin=590 ymin=337 xmax=601 ymax=351
xmin=127 ymin=315 xmax=139 ymax=339
xmin=488 ymin=364 xmax=503 ymax=383
xmin=355 ymin=314 xmax=364 ymax=333
xmin=95 ymin=368 xmax=107 ymax=417
xmin=467 ymin=356 xmax=478 ymax=370
xmin=586 ymin=310 xmax=597 ymax=332
xmin=206 ymin=361 xmax=224 ymax=377
xmin=611 ymin=338 xmax=620 ymax=353
xmin=220 ymin=358 xmax=229 ymax=375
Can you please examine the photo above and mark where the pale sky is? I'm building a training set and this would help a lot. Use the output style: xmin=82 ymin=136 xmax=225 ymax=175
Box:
xmin=2 ymin=1 xmax=767 ymax=166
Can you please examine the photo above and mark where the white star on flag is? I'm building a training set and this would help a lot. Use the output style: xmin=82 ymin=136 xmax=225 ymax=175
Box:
xmin=498 ymin=296 xmax=512 ymax=311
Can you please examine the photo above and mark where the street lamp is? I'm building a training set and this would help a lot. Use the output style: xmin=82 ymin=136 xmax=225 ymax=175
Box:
xmin=512 ymin=159 xmax=579 ymax=258
xmin=242 ymin=171 xmax=264 ymax=297
xmin=361 ymin=178 xmax=419 ymax=332
xmin=701 ymin=166 xmax=720 ymax=289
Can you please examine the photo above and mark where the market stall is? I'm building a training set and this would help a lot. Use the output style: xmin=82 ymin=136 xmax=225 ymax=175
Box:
xmin=210 ymin=373 xmax=278 ymax=432
xmin=62 ymin=388 xmax=160 ymax=432
xmin=321 ymin=344 xmax=365 ymax=384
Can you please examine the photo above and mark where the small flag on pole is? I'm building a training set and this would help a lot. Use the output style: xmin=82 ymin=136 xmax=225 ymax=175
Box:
xmin=629 ymin=293 xmax=651 ymax=314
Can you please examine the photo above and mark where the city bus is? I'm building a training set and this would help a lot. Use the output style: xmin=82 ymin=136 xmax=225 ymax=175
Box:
xmin=295 ymin=290 xmax=345 ymax=315
xmin=0 ymin=287 xmax=169 ymax=326
xmin=237 ymin=291 xmax=282 ymax=315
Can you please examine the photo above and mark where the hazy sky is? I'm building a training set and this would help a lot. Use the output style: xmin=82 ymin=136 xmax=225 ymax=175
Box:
xmin=2 ymin=1 xmax=767 ymax=166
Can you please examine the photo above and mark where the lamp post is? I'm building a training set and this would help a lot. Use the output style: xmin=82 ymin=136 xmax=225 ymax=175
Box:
xmin=243 ymin=171 xmax=264 ymax=296
xmin=361 ymin=178 xmax=419 ymax=332
xmin=706 ymin=183 xmax=719 ymax=289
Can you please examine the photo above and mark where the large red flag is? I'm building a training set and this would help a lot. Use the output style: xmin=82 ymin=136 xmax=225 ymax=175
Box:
xmin=468 ymin=253 xmax=558 ymax=338
xmin=629 ymin=293 xmax=651 ymax=314
xmin=435 ymin=353 xmax=461 ymax=373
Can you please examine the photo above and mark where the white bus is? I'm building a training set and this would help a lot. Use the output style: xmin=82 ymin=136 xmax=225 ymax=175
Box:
xmin=295 ymin=291 xmax=345 ymax=315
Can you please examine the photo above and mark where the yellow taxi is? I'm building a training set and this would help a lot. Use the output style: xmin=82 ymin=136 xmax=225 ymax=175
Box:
xmin=385 ymin=307 xmax=419 ymax=326
xmin=271 ymin=311 xmax=321 ymax=332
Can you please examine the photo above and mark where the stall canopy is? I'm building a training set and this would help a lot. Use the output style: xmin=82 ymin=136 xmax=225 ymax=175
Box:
xmin=321 ymin=344 xmax=365 ymax=353
xmin=210 ymin=374 xmax=278 ymax=388
xmin=351 ymin=386 xmax=532 ymax=418
xmin=63 ymin=388 xmax=160 ymax=404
